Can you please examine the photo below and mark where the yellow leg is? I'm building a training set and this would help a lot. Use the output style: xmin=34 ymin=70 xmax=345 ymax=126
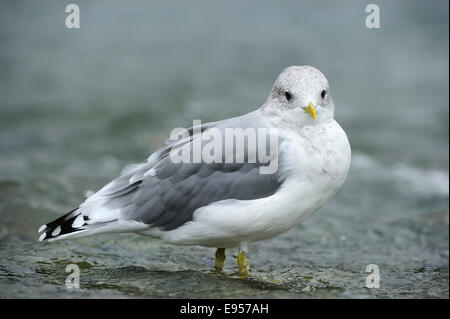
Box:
xmin=237 ymin=251 xmax=249 ymax=277
xmin=215 ymin=248 xmax=226 ymax=272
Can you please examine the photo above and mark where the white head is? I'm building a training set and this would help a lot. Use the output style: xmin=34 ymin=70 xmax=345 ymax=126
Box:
xmin=263 ymin=66 xmax=334 ymax=125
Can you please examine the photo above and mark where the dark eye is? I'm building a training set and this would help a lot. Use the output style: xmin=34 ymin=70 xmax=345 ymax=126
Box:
xmin=321 ymin=90 xmax=327 ymax=99
xmin=284 ymin=91 xmax=292 ymax=101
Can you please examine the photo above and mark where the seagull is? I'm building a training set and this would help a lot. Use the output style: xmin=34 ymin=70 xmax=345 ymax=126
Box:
xmin=38 ymin=66 xmax=351 ymax=277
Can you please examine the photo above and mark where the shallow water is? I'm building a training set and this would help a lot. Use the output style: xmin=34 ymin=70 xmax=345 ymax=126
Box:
xmin=0 ymin=1 xmax=448 ymax=298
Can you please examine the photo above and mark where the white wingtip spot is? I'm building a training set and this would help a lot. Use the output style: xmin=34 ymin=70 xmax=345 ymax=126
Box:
xmin=72 ymin=214 xmax=84 ymax=228
xmin=51 ymin=226 xmax=61 ymax=237
xmin=38 ymin=224 xmax=47 ymax=233
xmin=39 ymin=232 xmax=46 ymax=242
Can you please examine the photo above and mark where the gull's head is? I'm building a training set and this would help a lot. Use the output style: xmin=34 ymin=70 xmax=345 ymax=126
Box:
xmin=263 ymin=66 xmax=334 ymax=125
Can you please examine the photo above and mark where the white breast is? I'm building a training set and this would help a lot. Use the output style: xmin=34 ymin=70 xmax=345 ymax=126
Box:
xmin=275 ymin=120 xmax=351 ymax=224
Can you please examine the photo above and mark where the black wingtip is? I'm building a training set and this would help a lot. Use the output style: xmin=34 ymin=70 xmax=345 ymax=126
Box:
xmin=38 ymin=207 xmax=86 ymax=241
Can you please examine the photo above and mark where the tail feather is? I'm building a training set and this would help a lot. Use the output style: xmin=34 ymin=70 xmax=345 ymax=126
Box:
xmin=38 ymin=162 xmax=152 ymax=242
xmin=38 ymin=208 xmax=149 ymax=242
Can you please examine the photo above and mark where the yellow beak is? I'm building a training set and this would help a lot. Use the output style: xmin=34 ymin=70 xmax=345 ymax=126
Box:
xmin=302 ymin=102 xmax=317 ymax=120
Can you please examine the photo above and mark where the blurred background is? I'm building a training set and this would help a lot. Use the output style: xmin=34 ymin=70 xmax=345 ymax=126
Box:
xmin=0 ymin=0 xmax=448 ymax=298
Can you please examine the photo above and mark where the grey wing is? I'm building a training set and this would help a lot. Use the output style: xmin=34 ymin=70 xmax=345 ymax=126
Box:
xmin=101 ymin=113 xmax=284 ymax=231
